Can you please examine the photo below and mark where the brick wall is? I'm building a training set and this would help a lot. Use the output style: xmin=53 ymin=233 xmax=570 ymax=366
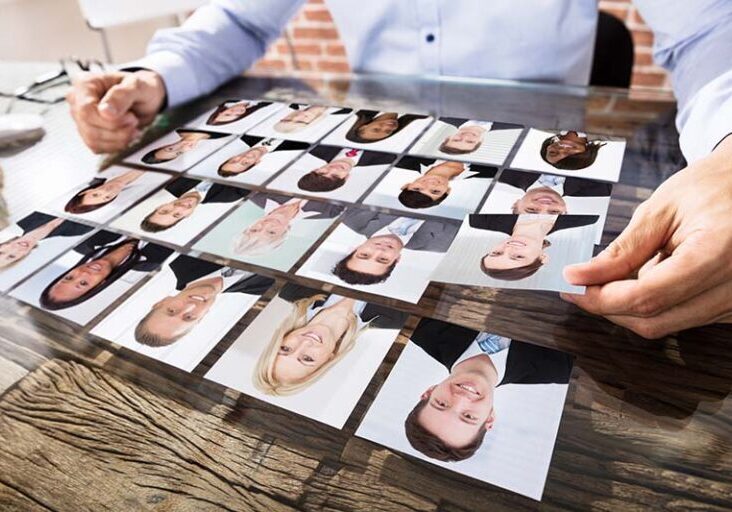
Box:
xmin=252 ymin=0 xmax=672 ymax=91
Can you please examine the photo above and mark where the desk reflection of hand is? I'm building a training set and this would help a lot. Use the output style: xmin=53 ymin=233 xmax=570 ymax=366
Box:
xmin=562 ymin=135 xmax=732 ymax=339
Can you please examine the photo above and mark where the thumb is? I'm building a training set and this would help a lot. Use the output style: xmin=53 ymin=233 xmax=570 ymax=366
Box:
xmin=98 ymin=75 xmax=141 ymax=120
xmin=564 ymin=201 xmax=671 ymax=286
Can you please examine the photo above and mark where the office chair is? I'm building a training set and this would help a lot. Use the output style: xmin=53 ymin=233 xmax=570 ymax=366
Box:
xmin=590 ymin=11 xmax=635 ymax=88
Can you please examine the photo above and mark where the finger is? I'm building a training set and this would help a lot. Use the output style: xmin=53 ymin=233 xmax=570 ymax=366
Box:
xmin=604 ymin=278 xmax=732 ymax=339
xmin=563 ymin=231 xmax=725 ymax=317
xmin=75 ymin=100 xmax=138 ymax=131
xmin=78 ymin=125 xmax=138 ymax=154
xmin=564 ymin=200 xmax=673 ymax=286
xmin=98 ymin=75 xmax=143 ymax=120
xmin=637 ymin=251 xmax=664 ymax=279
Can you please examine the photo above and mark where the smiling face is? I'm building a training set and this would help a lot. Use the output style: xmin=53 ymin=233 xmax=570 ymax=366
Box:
xmin=0 ymin=237 xmax=37 ymax=268
xmin=403 ymin=174 xmax=450 ymax=201
xmin=145 ymin=192 xmax=201 ymax=229
xmin=313 ymin=159 xmax=355 ymax=180
xmin=219 ymin=146 xmax=268 ymax=175
xmin=274 ymin=106 xmax=328 ymax=132
xmin=544 ymin=132 xmax=588 ymax=164
xmin=273 ymin=319 xmax=339 ymax=384
xmin=356 ymin=114 xmax=399 ymax=141
xmin=212 ymin=102 xmax=250 ymax=124
xmin=79 ymin=182 xmax=122 ymax=206
xmin=513 ymin=187 xmax=567 ymax=215
xmin=46 ymin=259 xmax=113 ymax=304
xmin=137 ymin=276 xmax=223 ymax=345
xmin=416 ymin=372 xmax=495 ymax=449
xmin=482 ymin=236 xmax=546 ymax=271
xmin=346 ymin=234 xmax=403 ymax=277
xmin=441 ymin=126 xmax=485 ymax=153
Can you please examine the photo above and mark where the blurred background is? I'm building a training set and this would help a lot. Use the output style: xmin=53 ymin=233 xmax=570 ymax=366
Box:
xmin=0 ymin=0 xmax=672 ymax=92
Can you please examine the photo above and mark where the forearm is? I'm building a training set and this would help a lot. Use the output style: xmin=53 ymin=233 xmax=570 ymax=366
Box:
xmin=125 ymin=0 xmax=305 ymax=107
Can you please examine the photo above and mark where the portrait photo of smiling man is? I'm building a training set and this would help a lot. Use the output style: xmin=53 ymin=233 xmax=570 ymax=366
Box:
xmin=481 ymin=169 xmax=612 ymax=243
xmin=91 ymin=254 xmax=274 ymax=372
xmin=126 ymin=128 xmax=234 ymax=172
xmin=110 ymin=177 xmax=249 ymax=247
xmin=363 ymin=156 xmax=498 ymax=219
xmin=356 ymin=318 xmax=572 ymax=500
xmin=297 ymin=209 xmax=460 ymax=303
xmin=409 ymin=117 xmax=523 ymax=166
xmin=268 ymin=145 xmax=396 ymax=203
xmin=323 ymin=110 xmax=432 ymax=153
xmin=248 ymin=103 xmax=352 ymax=143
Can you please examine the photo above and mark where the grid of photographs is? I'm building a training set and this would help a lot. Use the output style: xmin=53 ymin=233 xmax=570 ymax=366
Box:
xmin=362 ymin=156 xmax=498 ymax=220
xmin=267 ymin=146 xmax=397 ymax=203
xmin=322 ymin=110 xmax=433 ymax=153
xmin=186 ymin=135 xmax=310 ymax=187
xmin=356 ymin=318 xmax=573 ymax=500
xmin=2 ymin=96 xmax=628 ymax=502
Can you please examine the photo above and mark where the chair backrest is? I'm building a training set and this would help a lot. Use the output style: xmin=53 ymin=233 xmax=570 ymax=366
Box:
xmin=590 ymin=11 xmax=635 ymax=88
xmin=77 ymin=0 xmax=207 ymax=29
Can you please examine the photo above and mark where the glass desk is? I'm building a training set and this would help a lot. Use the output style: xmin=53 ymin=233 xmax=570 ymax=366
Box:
xmin=0 ymin=64 xmax=729 ymax=511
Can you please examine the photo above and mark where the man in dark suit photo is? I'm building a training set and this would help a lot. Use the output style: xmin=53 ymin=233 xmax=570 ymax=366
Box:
xmin=404 ymin=318 xmax=572 ymax=462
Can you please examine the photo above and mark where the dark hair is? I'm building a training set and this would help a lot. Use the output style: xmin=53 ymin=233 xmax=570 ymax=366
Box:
xmin=206 ymin=101 xmax=250 ymax=126
xmin=397 ymin=189 xmax=448 ymax=209
xmin=297 ymin=172 xmax=345 ymax=192
xmin=480 ymin=254 xmax=545 ymax=281
xmin=134 ymin=308 xmax=182 ymax=347
xmin=217 ymin=161 xmax=254 ymax=177
xmin=345 ymin=111 xmax=416 ymax=144
xmin=540 ymin=136 xmax=606 ymax=170
xmin=439 ymin=138 xmax=480 ymax=155
xmin=404 ymin=398 xmax=487 ymax=462
xmin=141 ymin=149 xmax=171 ymax=165
xmin=139 ymin=210 xmax=181 ymax=233
xmin=64 ymin=182 xmax=115 ymax=214
xmin=39 ymin=239 xmax=141 ymax=310
xmin=332 ymin=250 xmax=397 ymax=285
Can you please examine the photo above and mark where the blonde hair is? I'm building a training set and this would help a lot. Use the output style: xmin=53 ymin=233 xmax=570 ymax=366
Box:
xmin=232 ymin=226 xmax=289 ymax=256
xmin=254 ymin=294 xmax=364 ymax=395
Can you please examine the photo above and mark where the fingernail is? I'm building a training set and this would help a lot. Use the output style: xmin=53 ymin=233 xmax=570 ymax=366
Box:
xmin=559 ymin=292 xmax=575 ymax=303
xmin=99 ymin=102 xmax=117 ymax=115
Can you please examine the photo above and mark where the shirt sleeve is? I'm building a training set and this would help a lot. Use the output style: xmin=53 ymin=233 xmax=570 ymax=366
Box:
xmin=633 ymin=1 xmax=732 ymax=162
xmin=123 ymin=0 xmax=306 ymax=107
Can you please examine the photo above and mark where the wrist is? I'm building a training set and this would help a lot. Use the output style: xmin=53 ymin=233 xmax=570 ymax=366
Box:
xmin=132 ymin=69 xmax=167 ymax=112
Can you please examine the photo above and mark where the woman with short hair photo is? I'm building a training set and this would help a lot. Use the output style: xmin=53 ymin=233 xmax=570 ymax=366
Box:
xmin=64 ymin=169 xmax=144 ymax=214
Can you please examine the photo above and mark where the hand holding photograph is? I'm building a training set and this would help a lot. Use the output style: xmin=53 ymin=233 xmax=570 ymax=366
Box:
xmin=0 ymin=212 xmax=95 ymax=292
xmin=409 ymin=117 xmax=523 ymax=165
xmin=194 ymin=193 xmax=344 ymax=272
xmin=248 ymin=103 xmax=352 ymax=143
xmin=267 ymin=146 xmax=396 ymax=203
xmin=125 ymin=128 xmax=235 ymax=172
xmin=186 ymin=135 xmax=309 ymax=186
xmin=205 ymin=284 xmax=407 ymax=428
xmin=189 ymin=99 xmax=284 ymax=134
xmin=10 ymin=231 xmax=174 ymax=326
xmin=296 ymin=209 xmax=460 ymax=303
xmin=510 ymin=128 xmax=626 ymax=182
xmin=431 ymin=213 xmax=599 ymax=293
xmin=92 ymin=254 xmax=274 ymax=372
xmin=356 ymin=318 xmax=573 ymax=500
xmin=41 ymin=166 xmax=171 ymax=224
xmin=110 ymin=177 xmax=249 ymax=247
xmin=322 ymin=110 xmax=433 ymax=153
xmin=481 ymin=169 xmax=612 ymax=243
xmin=363 ymin=156 xmax=498 ymax=219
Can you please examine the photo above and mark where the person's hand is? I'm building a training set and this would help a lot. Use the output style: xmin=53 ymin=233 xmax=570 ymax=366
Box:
xmin=562 ymin=135 xmax=732 ymax=339
xmin=66 ymin=70 xmax=166 ymax=154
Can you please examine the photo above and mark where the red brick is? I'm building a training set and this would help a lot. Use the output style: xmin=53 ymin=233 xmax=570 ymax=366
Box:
xmin=634 ymin=51 xmax=654 ymax=66
xmin=599 ymin=6 xmax=629 ymax=22
xmin=293 ymin=27 xmax=339 ymax=40
xmin=631 ymin=8 xmax=646 ymax=25
xmin=316 ymin=60 xmax=351 ymax=73
xmin=631 ymin=71 xmax=667 ymax=88
xmin=254 ymin=58 xmax=287 ymax=71
xmin=631 ymin=29 xmax=654 ymax=48
xmin=303 ymin=8 xmax=334 ymax=22
xmin=326 ymin=44 xmax=347 ymax=57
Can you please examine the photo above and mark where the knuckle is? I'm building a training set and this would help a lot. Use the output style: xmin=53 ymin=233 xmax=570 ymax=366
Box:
xmin=632 ymin=321 xmax=666 ymax=340
xmin=630 ymin=293 xmax=664 ymax=318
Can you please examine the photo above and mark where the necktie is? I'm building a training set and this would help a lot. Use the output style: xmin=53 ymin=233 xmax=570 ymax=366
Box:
xmin=537 ymin=174 xmax=565 ymax=188
xmin=388 ymin=218 xmax=421 ymax=237
xmin=476 ymin=332 xmax=510 ymax=354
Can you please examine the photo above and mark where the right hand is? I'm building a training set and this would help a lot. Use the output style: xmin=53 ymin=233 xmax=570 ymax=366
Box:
xmin=66 ymin=70 xmax=166 ymax=154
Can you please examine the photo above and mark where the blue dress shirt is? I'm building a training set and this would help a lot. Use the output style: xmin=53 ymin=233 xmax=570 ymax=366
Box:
xmin=126 ymin=0 xmax=732 ymax=164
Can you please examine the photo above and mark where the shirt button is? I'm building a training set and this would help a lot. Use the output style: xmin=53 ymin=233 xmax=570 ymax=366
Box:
xmin=425 ymin=33 xmax=435 ymax=43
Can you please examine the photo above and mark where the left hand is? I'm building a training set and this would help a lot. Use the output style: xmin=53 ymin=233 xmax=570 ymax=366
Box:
xmin=561 ymin=135 xmax=732 ymax=339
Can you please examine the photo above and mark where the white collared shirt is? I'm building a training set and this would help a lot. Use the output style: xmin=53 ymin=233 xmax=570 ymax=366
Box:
xmin=451 ymin=333 xmax=511 ymax=384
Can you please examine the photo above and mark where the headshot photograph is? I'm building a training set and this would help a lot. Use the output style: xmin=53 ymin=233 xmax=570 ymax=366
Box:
xmin=41 ymin=166 xmax=171 ymax=224
xmin=409 ymin=117 xmax=523 ymax=165
xmin=0 ymin=212 xmax=95 ymax=292
xmin=91 ymin=254 xmax=274 ymax=372
xmin=510 ymin=128 xmax=626 ymax=182
xmin=322 ymin=110 xmax=433 ymax=153
xmin=189 ymin=99 xmax=284 ymax=134
xmin=110 ymin=177 xmax=249 ymax=247
xmin=267 ymin=146 xmax=396 ymax=203
xmin=186 ymin=135 xmax=310 ymax=186
xmin=296 ymin=210 xmax=460 ymax=304
xmin=363 ymin=156 xmax=498 ymax=220
xmin=125 ymin=128 xmax=235 ymax=172
xmin=480 ymin=169 xmax=612 ymax=243
xmin=248 ymin=103 xmax=352 ymax=143
xmin=194 ymin=193 xmax=344 ymax=272
xmin=10 ymin=231 xmax=173 ymax=326
xmin=205 ymin=284 xmax=407 ymax=428
xmin=356 ymin=318 xmax=572 ymax=500
xmin=431 ymin=213 xmax=599 ymax=293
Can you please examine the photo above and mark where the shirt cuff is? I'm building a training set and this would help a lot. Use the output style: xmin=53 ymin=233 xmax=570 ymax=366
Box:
xmin=678 ymin=68 xmax=732 ymax=163
xmin=121 ymin=51 xmax=200 ymax=109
